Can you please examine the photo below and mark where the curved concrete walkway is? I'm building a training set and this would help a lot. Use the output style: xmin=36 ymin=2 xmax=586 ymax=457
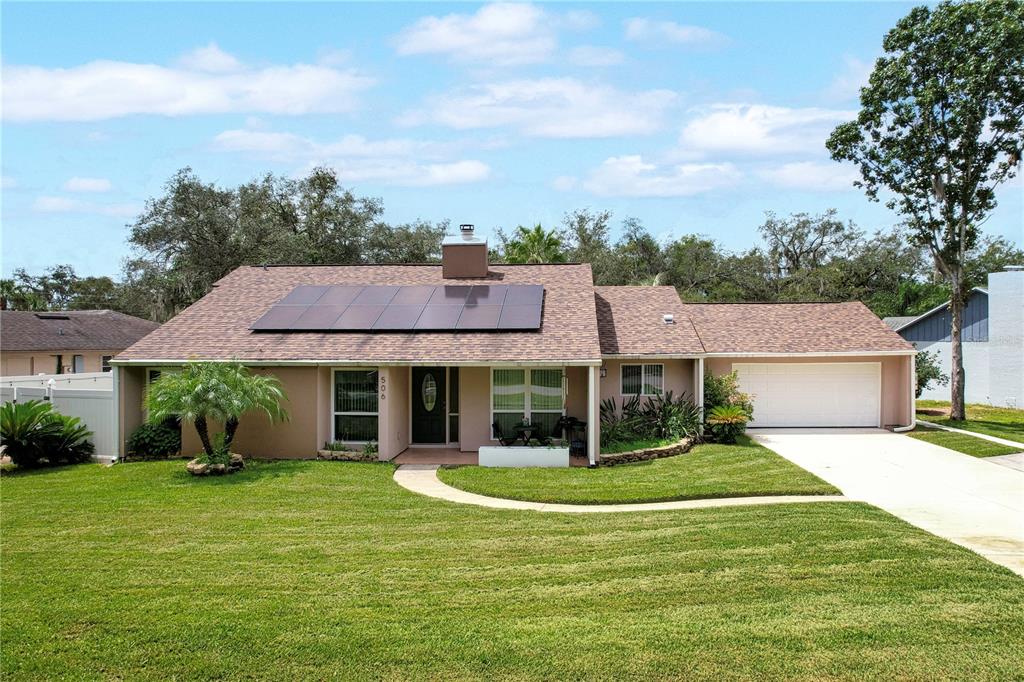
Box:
xmin=393 ymin=464 xmax=851 ymax=513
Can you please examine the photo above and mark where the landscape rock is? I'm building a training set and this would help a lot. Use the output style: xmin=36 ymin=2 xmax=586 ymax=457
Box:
xmin=599 ymin=437 xmax=696 ymax=466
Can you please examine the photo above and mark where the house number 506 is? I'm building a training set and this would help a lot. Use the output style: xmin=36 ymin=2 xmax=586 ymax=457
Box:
xmin=380 ymin=374 xmax=387 ymax=401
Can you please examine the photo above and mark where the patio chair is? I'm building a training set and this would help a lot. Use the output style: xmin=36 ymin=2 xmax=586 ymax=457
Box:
xmin=491 ymin=421 xmax=519 ymax=447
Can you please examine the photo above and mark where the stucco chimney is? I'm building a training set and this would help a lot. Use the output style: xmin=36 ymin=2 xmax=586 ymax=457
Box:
xmin=442 ymin=224 xmax=488 ymax=278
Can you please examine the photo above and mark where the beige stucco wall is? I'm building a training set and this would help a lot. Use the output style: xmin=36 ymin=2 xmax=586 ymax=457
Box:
xmin=117 ymin=365 xmax=147 ymax=456
xmin=1 ymin=350 xmax=118 ymax=376
xmin=177 ymin=366 xmax=321 ymax=458
xmin=704 ymin=355 xmax=913 ymax=428
xmin=378 ymin=366 xmax=410 ymax=460
xmin=599 ymin=358 xmax=698 ymax=405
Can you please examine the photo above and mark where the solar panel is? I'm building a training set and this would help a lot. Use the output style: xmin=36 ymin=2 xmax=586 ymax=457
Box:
xmin=250 ymin=284 xmax=544 ymax=332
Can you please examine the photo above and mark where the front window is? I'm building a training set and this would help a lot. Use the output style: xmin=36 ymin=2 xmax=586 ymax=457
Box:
xmin=491 ymin=368 xmax=564 ymax=440
xmin=334 ymin=369 xmax=379 ymax=442
xmin=101 ymin=356 xmax=113 ymax=372
xmin=622 ymin=364 xmax=664 ymax=396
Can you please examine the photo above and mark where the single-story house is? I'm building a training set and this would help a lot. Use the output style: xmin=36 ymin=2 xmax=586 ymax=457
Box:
xmin=1 ymin=309 xmax=160 ymax=376
xmin=112 ymin=227 xmax=916 ymax=465
xmin=884 ymin=267 xmax=1023 ymax=407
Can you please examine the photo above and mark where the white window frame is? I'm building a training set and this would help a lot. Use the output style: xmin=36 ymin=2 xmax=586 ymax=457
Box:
xmin=489 ymin=367 xmax=566 ymax=440
xmin=101 ymin=356 xmax=113 ymax=372
xmin=331 ymin=367 xmax=380 ymax=444
xmin=621 ymin=363 xmax=664 ymax=397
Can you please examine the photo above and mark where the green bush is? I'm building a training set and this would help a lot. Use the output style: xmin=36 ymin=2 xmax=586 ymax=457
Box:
xmin=706 ymin=405 xmax=750 ymax=444
xmin=0 ymin=400 xmax=94 ymax=468
xmin=127 ymin=420 xmax=181 ymax=459
xmin=703 ymin=371 xmax=753 ymax=418
xmin=600 ymin=392 xmax=700 ymax=447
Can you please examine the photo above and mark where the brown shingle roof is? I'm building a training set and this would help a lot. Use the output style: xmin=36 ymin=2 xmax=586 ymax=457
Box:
xmin=1 ymin=310 xmax=159 ymax=352
xmin=681 ymin=302 xmax=914 ymax=354
xmin=116 ymin=264 xmax=603 ymax=363
xmin=595 ymin=286 xmax=705 ymax=355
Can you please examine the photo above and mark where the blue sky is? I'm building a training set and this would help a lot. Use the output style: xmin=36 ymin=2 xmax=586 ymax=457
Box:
xmin=2 ymin=1 xmax=1021 ymax=278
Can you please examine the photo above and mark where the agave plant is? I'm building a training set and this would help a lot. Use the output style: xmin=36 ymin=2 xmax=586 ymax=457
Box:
xmin=640 ymin=391 xmax=702 ymax=440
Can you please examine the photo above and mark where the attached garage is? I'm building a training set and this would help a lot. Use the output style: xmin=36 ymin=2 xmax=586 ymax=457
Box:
xmin=734 ymin=362 xmax=881 ymax=427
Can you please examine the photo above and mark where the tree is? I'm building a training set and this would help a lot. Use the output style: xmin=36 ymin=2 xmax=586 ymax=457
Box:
xmin=562 ymin=208 xmax=615 ymax=283
xmin=500 ymin=224 xmax=567 ymax=264
xmin=145 ymin=362 xmax=288 ymax=459
xmin=827 ymin=0 xmax=1024 ymax=419
xmin=609 ymin=218 xmax=665 ymax=285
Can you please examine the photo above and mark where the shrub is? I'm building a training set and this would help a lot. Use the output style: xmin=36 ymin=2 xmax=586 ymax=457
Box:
xmin=640 ymin=391 xmax=702 ymax=440
xmin=706 ymin=405 xmax=750 ymax=444
xmin=600 ymin=392 xmax=700 ymax=447
xmin=323 ymin=441 xmax=352 ymax=452
xmin=915 ymin=348 xmax=948 ymax=398
xmin=703 ymin=371 xmax=753 ymax=417
xmin=362 ymin=440 xmax=379 ymax=457
xmin=0 ymin=400 xmax=94 ymax=468
xmin=127 ymin=420 xmax=181 ymax=459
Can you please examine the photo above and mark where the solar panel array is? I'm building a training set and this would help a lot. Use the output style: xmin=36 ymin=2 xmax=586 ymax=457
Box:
xmin=250 ymin=284 xmax=544 ymax=332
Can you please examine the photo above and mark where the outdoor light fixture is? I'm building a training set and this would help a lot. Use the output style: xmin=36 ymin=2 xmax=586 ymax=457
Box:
xmin=600 ymin=367 xmax=607 ymax=378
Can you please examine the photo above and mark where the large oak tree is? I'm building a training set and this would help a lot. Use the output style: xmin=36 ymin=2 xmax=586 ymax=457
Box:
xmin=827 ymin=0 xmax=1024 ymax=419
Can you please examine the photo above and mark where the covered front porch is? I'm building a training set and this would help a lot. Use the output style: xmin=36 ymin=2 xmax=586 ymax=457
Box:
xmin=354 ymin=363 xmax=601 ymax=465
xmin=392 ymin=447 xmax=591 ymax=467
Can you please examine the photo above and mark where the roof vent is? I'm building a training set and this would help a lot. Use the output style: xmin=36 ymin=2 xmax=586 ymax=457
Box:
xmin=663 ymin=313 xmax=675 ymax=325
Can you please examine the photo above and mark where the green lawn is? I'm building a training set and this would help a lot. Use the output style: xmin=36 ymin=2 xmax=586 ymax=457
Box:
xmin=907 ymin=427 xmax=1021 ymax=457
xmin=439 ymin=436 xmax=839 ymax=505
xmin=600 ymin=436 xmax=675 ymax=454
xmin=917 ymin=400 xmax=1024 ymax=444
xmin=4 ymin=461 xmax=1024 ymax=680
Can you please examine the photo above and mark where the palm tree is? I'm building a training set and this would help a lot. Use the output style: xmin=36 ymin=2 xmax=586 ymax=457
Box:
xmin=145 ymin=362 xmax=288 ymax=457
xmin=504 ymin=224 xmax=567 ymax=264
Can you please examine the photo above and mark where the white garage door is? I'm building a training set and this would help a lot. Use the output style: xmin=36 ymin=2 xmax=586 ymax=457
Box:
xmin=734 ymin=362 xmax=881 ymax=428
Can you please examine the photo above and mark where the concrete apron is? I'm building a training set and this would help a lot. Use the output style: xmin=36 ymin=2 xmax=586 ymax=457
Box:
xmin=751 ymin=428 xmax=1024 ymax=577
xmin=393 ymin=464 xmax=850 ymax=514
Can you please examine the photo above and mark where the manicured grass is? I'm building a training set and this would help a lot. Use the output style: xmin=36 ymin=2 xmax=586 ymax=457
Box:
xmin=907 ymin=427 xmax=1021 ymax=457
xmin=3 ymin=461 xmax=1024 ymax=679
xmin=439 ymin=436 xmax=840 ymax=505
xmin=917 ymin=400 xmax=1024 ymax=443
xmin=600 ymin=436 xmax=674 ymax=454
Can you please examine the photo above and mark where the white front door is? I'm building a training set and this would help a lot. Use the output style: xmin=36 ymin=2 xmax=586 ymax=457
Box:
xmin=735 ymin=362 xmax=881 ymax=428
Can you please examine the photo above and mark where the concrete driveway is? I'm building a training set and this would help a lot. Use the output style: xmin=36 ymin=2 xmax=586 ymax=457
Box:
xmin=750 ymin=428 xmax=1024 ymax=576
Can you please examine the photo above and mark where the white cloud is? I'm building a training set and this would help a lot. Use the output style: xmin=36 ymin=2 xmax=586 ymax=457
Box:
xmin=759 ymin=161 xmax=859 ymax=192
xmin=401 ymin=78 xmax=677 ymax=138
xmin=823 ymin=56 xmax=873 ymax=102
xmin=624 ymin=18 xmax=727 ymax=48
xmin=177 ymin=42 xmax=243 ymax=73
xmin=568 ymin=46 xmax=625 ymax=67
xmin=212 ymin=128 xmax=490 ymax=187
xmin=63 ymin=176 xmax=112 ymax=192
xmin=2 ymin=47 xmax=374 ymax=121
xmin=32 ymin=195 xmax=138 ymax=217
xmin=580 ymin=155 xmax=740 ymax=197
xmin=679 ymin=104 xmax=853 ymax=156
xmin=394 ymin=3 xmax=556 ymax=66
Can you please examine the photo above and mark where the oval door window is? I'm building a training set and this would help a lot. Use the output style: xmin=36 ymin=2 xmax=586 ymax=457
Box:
xmin=421 ymin=373 xmax=437 ymax=412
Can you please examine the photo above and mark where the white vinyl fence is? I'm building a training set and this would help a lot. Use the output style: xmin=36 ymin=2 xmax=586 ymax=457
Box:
xmin=0 ymin=373 xmax=116 ymax=461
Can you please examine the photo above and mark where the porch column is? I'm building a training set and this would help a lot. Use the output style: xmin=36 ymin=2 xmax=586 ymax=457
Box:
xmin=696 ymin=358 xmax=705 ymax=437
xmin=587 ymin=365 xmax=599 ymax=466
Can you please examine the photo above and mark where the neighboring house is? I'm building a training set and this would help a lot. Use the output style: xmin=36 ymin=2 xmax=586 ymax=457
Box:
xmin=1 ymin=310 xmax=160 ymax=377
xmin=112 ymin=226 xmax=915 ymax=464
xmin=884 ymin=267 xmax=1024 ymax=407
